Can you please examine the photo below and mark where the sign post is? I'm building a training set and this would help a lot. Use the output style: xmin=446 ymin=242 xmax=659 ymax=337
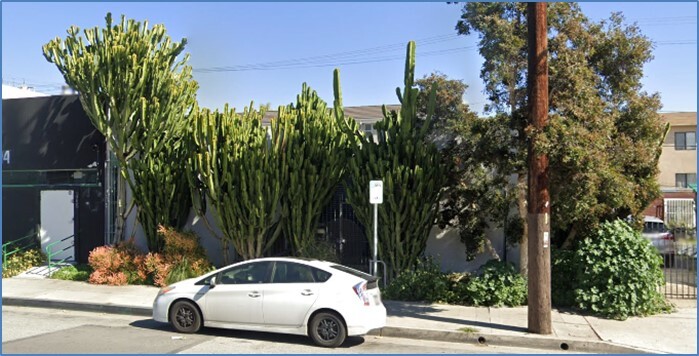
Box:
xmin=369 ymin=180 xmax=383 ymax=276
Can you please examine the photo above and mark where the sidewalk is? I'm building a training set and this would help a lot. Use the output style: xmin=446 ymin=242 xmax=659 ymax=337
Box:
xmin=2 ymin=275 xmax=696 ymax=354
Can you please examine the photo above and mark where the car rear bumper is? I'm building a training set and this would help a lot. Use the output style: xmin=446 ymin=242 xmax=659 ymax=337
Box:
xmin=345 ymin=304 xmax=387 ymax=336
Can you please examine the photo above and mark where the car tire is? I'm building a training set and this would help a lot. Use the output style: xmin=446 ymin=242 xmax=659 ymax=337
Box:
xmin=309 ymin=311 xmax=346 ymax=348
xmin=169 ymin=300 xmax=202 ymax=333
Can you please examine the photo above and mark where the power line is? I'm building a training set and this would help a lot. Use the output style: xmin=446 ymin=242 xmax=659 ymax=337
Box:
xmin=194 ymin=34 xmax=462 ymax=73
xmin=195 ymin=46 xmax=476 ymax=73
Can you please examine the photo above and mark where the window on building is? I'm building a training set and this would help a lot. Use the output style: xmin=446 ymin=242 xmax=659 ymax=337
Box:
xmin=675 ymin=132 xmax=696 ymax=150
xmin=676 ymin=173 xmax=697 ymax=188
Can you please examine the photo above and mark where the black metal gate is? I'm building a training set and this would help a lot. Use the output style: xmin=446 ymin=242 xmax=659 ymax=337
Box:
xmin=318 ymin=184 xmax=371 ymax=273
xmin=657 ymin=238 xmax=697 ymax=299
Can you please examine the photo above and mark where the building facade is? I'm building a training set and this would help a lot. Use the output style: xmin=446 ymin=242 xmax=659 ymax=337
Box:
xmin=644 ymin=112 xmax=697 ymax=230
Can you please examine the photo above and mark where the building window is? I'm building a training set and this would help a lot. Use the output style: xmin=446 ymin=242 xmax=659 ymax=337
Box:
xmin=675 ymin=132 xmax=696 ymax=150
xmin=676 ymin=173 xmax=697 ymax=188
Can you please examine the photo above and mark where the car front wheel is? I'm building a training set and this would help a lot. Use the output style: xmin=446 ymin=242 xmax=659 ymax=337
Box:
xmin=309 ymin=312 xmax=346 ymax=348
xmin=169 ymin=300 xmax=202 ymax=333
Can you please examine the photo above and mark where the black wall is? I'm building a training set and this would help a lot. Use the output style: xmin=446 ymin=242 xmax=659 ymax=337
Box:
xmin=2 ymin=95 xmax=106 ymax=262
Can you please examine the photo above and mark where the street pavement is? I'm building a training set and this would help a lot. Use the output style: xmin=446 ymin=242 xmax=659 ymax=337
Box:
xmin=2 ymin=270 xmax=697 ymax=354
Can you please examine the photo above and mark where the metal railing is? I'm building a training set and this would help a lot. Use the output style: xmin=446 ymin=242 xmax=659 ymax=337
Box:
xmin=45 ymin=234 xmax=76 ymax=275
xmin=656 ymin=239 xmax=697 ymax=299
xmin=2 ymin=232 xmax=39 ymax=266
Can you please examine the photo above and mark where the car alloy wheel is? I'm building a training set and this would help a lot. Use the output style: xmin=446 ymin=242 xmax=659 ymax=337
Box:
xmin=309 ymin=312 xmax=346 ymax=348
xmin=169 ymin=300 xmax=202 ymax=333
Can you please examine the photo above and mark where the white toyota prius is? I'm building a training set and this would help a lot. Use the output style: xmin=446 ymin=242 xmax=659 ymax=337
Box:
xmin=152 ymin=257 xmax=386 ymax=347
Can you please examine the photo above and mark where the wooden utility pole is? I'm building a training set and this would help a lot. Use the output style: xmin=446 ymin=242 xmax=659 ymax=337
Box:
xmin=526 ymin=2 xmax=552 ymax=335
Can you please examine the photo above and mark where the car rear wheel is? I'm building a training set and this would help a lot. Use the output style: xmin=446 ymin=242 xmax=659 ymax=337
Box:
xmin=169 ymin=300 xmax=202 ymax=333
xmin=309 ymin=312 xmax=346 ymax=348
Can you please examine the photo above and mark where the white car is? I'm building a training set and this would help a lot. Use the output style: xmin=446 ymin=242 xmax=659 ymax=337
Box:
xmin=152 ymin=257 xmax=386 ymax=347
xmin=642 ymin=216 xmax=675 ymax=255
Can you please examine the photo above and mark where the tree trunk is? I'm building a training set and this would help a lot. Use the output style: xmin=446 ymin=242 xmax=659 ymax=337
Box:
xmin=561 ymin=227 xmax=577 ymax=250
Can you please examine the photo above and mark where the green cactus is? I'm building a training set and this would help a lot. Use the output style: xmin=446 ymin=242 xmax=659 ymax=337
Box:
xmin=43 ymin=13 xmax=198 ymax=251
xmin=190 ymin=104 xmax=284 ymax=261
xmin=334 ymin=41 xmax=445 ymax=279
xmin=274 ymin=84 xmax=353 ymax=258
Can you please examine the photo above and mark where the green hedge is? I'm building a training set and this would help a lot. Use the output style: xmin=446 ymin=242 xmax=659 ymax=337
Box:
xmin=384 ymin=257 xmax=527 ymax=307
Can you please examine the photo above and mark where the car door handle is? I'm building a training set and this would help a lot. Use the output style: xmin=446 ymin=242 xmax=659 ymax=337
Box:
xmin=248 ymin=292 xmax=261 ymax=298
xmin=301 ymin=289 xmax=314 ymax=296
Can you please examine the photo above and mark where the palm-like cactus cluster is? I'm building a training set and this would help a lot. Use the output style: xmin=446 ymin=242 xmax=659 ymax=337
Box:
xmin=44 ymin=14 xmax=445 ymax=273
xmin=275 ymin=84 xmax=354 ymax=258
xmin=336 ymin=42 xmax=446 ymax=278
xmin=43 ymin=13 xmax=198 ymax=252
xmin=190 ymin=104 xmax=284 ymax=260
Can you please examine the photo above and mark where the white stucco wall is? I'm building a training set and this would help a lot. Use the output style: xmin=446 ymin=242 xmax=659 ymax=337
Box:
xmin=425 ymin=226 xmax=521 ymax=274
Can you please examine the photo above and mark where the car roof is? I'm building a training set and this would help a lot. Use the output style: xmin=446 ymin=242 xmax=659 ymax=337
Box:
xmin=643 ymin=216 xmax=664 ymax=223
xmin=232 ymin=256 xmax=335 ymax=267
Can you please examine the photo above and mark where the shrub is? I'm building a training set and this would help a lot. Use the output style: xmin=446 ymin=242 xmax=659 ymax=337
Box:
xmin=573 ymin=220 xmax=672 ymax=320
xmin=88 ymin=238 xmax=144 ymax=285
xmin=155 ymin=226 xmax=214 ymax=286
xmin=2 ymin=249 xmax=46 ymax=278
xmin=87 ymin=227 xmax=213 ymax=287
xmin=551 ymin=248 xmax=576 ymax=307
xmin=464 ymin=260 xmax=527 ymax=307
xmin=383 ymin=256 xmax=451 ymax=303
xmin=50 ymin=264 xmax=93 ymax=281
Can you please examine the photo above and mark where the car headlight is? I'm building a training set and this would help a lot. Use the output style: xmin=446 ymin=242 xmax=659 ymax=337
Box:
xmin=157 ymin=285 xmax=175 ymax=297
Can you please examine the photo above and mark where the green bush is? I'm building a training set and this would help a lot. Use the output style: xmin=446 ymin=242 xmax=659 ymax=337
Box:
xmin=573 ymin=220 xmax=672 ymax=320
xmin=384 ymin=257 xmax=527 ymax=307
xmin=2 ymin=249 xmax=46 ymax=278
xmin=50 ymin=264 xmax=93 ymax=281
xmin=465 ymin=260 xmax=527 ymax=307
xmin=551 ymin=248 xmax=576 ymax=307
xmin=383 ymin=257 xmax=451 ymax=303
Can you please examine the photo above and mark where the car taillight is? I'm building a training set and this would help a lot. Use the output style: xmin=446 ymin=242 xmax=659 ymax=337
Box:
xmin=662 ymin=233 xmax=674 ymax=241
xmin=353 ymin=282 xmax=370 ymax=306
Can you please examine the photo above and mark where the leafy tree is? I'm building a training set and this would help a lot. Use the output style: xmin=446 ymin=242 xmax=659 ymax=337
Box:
xmin=416 ymin=73 xmax=519 ymax=260
xmin=455 ymin=3 xmax=666 ymax=251
xmin=43 ymin=13 xmax=198 ymax=251
xmin=276 ymin=84 xmax=353 ymax=258
xmin=334 ymin=42 xmax=446 ymax=279
xmin=190 ymin=104 xmax=284 ymax=260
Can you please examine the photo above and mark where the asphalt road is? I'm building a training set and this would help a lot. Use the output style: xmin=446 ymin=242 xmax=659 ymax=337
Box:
xmin=2 ymin=306 xmax=576 ymax=354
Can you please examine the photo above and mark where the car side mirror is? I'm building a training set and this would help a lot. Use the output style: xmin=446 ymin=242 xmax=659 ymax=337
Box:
xmin=210 ymin=275 xmax=217 ymax=289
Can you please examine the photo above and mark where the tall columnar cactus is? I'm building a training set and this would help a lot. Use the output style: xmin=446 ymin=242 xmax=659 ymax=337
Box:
xmin=43 ymin=13 xmax=198 ymax=251
xmin=274 ymin=84 xmax=353 ymax=258
xmin=190 ymin=104 xmax=284 ymax=261
xmin=334 ymin=41 xmax=445 ymax=279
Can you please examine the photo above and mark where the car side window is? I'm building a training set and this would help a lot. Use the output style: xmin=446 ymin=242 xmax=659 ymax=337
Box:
xmin=271 ymin=262 xmax=330 ymax=283
xmin=218 ymin=262 xmax=273 ymax=285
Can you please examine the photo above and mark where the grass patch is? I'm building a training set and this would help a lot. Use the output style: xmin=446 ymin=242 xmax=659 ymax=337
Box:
xmin=459 ymin=327 xmax=479 ymax=333
xmin=50 ymin=264 xmax=92 ymax=281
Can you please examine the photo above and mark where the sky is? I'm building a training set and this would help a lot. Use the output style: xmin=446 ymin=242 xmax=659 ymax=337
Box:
xmin=1 ymin=2 xmax=697 ymax=115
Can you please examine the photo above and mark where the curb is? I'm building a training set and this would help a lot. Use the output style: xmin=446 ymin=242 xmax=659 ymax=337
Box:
xmin=2 ymin=297 xmax=152 ymax=317
xmin=3 ymin=297 xmax=650 ymax=354
xmin=368 ymin=326 xmax=650 ymax=354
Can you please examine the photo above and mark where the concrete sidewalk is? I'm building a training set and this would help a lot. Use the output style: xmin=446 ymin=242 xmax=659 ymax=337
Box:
xmin=2 ymin=276 xmax=696 ymax=354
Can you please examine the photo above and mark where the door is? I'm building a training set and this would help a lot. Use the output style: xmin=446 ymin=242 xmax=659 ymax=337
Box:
xmin=204 ymin=261 xmax=272 ymax=324
xmin=40 ymin=190 xmax=75 ymax=262
xmin=263 ymin=262 xmax=322 ymax=327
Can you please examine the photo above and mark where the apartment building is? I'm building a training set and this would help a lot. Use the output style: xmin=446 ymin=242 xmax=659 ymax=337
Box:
xmin=644 ymin=112 xmax=697 ymax=229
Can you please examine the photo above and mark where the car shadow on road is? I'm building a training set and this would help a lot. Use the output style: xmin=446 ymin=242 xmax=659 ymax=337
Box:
xmin=128 ymin=319 xmax=366 ymax=348
xmin=384 ymin=301 xmax=528 ymax=333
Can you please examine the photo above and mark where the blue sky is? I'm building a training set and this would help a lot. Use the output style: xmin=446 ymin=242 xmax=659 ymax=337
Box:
xmin=2 ymin=2 xmax=697 ymax=115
